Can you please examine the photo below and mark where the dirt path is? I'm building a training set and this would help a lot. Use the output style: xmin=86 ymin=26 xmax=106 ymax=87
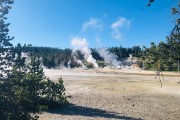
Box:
xmin=39 ymin=69 xmax=180 ymax=120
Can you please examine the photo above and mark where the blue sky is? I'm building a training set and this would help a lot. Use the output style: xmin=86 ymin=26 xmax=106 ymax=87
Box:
xmin=7 ymin=0 xmax=178 ymax=49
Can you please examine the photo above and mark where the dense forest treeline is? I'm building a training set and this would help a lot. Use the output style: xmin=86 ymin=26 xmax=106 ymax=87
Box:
xmin=17 ymin=39 xmax=180 ymax=72
xmin=18 ymin=44 xmax=142 ymax=69
xmin=21 ymin=44 xmax=72 ymax=68
xmin=17 ymin=38 xmax=180 ymax=71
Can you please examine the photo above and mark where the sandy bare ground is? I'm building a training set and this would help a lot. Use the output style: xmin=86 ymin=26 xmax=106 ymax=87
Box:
xmin=38 ymin=68 xmax=180 ymax=120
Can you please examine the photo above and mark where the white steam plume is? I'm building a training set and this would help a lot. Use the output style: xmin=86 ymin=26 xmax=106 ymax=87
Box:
xmin=71 ymin=37 xmax=98 ymax=68
xmin=97 ymin=48 xmax=121 ymax=67
xmin=73 ymin=55 xmax=86 ymax=68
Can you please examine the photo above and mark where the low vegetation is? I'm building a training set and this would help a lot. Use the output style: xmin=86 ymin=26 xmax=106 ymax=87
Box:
xmin=0 ymin=0 xmax=179 ymax=119
xmin=0 ymin=1 xmax=67 ymax=120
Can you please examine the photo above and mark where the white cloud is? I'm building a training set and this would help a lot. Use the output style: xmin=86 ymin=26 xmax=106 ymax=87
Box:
xmin=95 ymin=35 xmax=101 ymax=46
xmin=82 ymin=17 xmax=103 ymax=32
xmin=111 ymin=17 xmax=131 ymax=40
xmin=71 ymin=37 xmax=88 ymax=47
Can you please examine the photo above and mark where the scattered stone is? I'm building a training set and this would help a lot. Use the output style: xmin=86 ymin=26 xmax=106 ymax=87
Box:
xmin=67 ymin=95 xmax=73 ymax=98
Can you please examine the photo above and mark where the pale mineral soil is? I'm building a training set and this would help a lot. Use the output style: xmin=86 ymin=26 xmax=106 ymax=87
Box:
xmin=39 ymin=68 xmax=180 ymax=120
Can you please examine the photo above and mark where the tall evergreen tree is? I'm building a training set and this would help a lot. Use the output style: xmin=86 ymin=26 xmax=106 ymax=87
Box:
xmin=167 ymin=4 xmax=180 ymax=73
xmin=0 ymin=1 xmax=67 ymax=119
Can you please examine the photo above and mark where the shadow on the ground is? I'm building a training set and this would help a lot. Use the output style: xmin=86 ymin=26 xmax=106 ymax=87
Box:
xmin=47 ymin=103 xmax=142 ymax=120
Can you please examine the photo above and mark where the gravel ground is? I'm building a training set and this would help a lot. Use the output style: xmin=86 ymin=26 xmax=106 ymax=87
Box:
xmin=38 ymin=68 xmax=180 ymax=120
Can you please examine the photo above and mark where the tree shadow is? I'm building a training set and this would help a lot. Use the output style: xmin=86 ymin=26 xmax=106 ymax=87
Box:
xmin=47 ymin=103 xmax=143 ymax=120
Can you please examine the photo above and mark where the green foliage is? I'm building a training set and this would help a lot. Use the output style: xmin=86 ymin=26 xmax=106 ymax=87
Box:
xmin=0 ymin=1 xmax=68 ymax=119
xmin=141 ymin=3 xmax=180 ymax=71
xmin=91 ymin=49 xmax=104 ymax=61
xmin=39 ymin=77 xmax=67 ymax=110
xmin=1 ymin=47 xmax=68 ymax=119
xmin=96 ymin=60 xmax=108 ymax=67
xmin=108 ymin=46 xmax=142 ymax=61
xmin=20 ymin=45 xmax=142 ymax=69
xmin=84 ymin=62 xmax=94 ymax=68
xmin=22 ymin=46 xmax=72 ymax=68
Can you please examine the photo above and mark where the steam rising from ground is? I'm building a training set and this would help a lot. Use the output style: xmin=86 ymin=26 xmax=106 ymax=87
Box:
xmin=97 ymin=48 xmax=121 ymax=67
xmin=71 ymin=37 xmax=98 ymax=68
xmin=69 ymin=37 xmax=136 ymax=69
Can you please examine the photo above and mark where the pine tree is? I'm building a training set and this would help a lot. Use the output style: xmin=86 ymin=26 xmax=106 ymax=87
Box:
xmin=167 ymin=4 xmax=180 ymax=73
xmin=0 ymin=1 xmax=67 ymax=119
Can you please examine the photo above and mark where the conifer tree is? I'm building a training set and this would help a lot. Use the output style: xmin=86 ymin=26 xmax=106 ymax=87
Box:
xmin=0 ymin=1 xmax=67 ymax=119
